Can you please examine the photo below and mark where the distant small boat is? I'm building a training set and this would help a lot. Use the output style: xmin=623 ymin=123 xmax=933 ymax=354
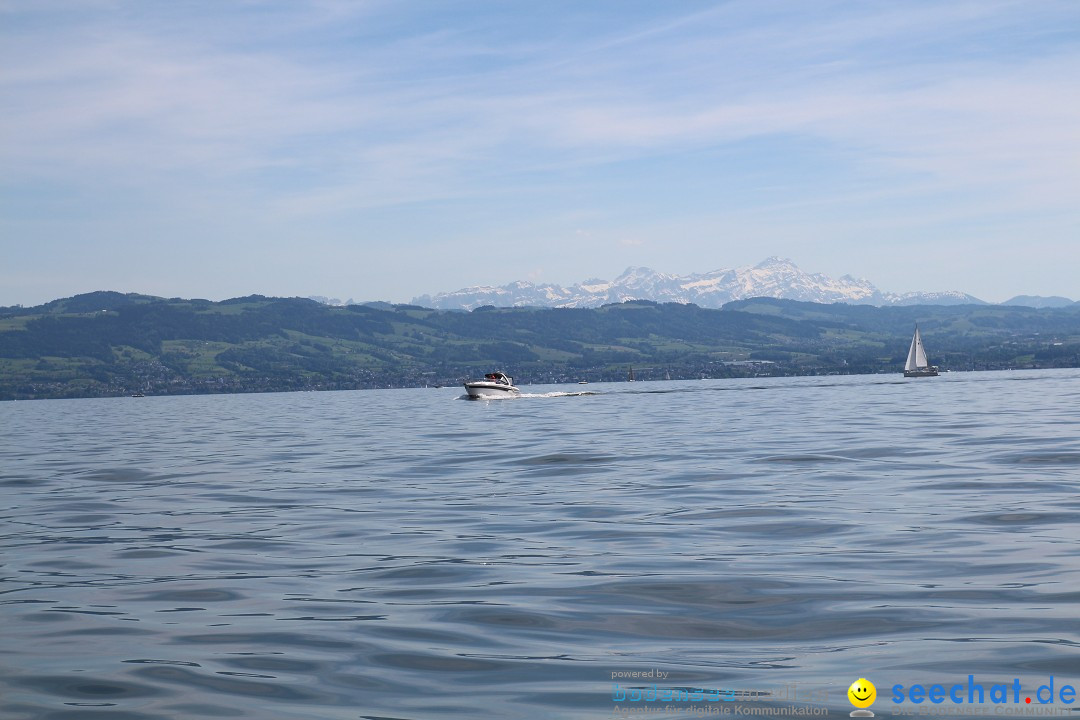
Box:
xmin=464 ymin=371 xmax=520 ymax=399
xmin=627 ymin=366 xmax=635 ymax=382
xmin=578 ymin=381 xmax=588 ymax=385
xmin=903 ymin=325 xmax=939 ymax=377
xmin=130 ymin=392 xmax=145 ymax=397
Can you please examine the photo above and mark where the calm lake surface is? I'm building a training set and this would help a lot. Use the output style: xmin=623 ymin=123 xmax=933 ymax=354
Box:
xmin=3 ymin=370 xmax=1080 ymax=719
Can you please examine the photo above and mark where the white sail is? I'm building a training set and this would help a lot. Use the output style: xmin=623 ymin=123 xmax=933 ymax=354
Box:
xmin=905 ymin=327 xmax=928 ymax=371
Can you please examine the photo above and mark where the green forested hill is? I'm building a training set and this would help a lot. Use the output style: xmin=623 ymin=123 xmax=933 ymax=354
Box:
xmin=1 ymin=291 xmax=1078 ymax=399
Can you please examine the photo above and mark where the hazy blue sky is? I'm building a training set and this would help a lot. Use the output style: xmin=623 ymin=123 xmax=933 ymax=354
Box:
xmin=2 ymin=0 xmax=1078 ymax=306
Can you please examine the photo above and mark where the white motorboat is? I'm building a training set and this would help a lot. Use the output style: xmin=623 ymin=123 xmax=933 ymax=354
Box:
xmin=903 ymin=325 xmax=939 ymax=377
xmin=464 ymin=372 xmax=520 ymax=399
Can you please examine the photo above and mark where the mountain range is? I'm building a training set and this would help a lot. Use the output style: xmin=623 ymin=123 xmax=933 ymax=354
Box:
xmin=408 ymin=257 xmax=1072 ymax=311
xmin=3 ymin=290 xmax=1079 ymax=401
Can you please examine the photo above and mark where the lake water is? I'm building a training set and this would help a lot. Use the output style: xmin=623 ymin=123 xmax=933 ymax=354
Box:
xmin=2 ymin=370 xmax=1080 ymax=719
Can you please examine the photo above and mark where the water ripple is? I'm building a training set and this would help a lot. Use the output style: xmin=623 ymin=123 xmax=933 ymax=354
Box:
xmin=2 ymin=370 xmax=1079 ymax=718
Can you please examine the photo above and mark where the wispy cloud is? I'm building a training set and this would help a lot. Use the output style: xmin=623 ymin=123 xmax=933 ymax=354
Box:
xmin=2 ymin=0 xmax=1079 ymax=303
xmin=5 ymin=2 xmax=1078 ymax=203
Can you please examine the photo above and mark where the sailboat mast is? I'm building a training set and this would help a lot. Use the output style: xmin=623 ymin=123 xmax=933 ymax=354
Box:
xmin=913 ymin=327 xmax=928 ymax=368
xmin=905 ymin=328 xmax=920 ymax=372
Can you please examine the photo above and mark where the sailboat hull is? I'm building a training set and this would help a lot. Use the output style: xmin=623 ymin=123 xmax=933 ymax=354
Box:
xmin=904 ymin=367 xmax=939 ymax=378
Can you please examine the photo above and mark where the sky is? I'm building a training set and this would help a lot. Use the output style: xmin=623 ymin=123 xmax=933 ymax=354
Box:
xmin=2 ymin=0 xmax=1079 ymax=307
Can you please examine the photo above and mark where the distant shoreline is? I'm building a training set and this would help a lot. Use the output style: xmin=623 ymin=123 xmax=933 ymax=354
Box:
xmin=3 ymin=292 xmax=1078 ymax=401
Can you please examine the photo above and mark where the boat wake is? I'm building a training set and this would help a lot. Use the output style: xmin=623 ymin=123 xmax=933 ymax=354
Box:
xmin=459 ymin=390 xmax=596 ymax=400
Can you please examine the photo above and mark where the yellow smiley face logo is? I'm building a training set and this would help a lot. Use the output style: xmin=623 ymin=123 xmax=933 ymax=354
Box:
xmin=848 ymin=678 xmax=876 ymax=708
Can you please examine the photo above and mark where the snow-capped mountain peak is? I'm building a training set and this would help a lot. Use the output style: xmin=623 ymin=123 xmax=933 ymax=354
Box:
xmin=755 ymin=256 xmax=797 ymax=270
xmin=409 ymin=259 xmax=986 ymax=310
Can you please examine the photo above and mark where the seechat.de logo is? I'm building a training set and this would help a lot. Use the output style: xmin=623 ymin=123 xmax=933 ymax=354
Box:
xmin=848 ymin=678 xmax=876 ymax=717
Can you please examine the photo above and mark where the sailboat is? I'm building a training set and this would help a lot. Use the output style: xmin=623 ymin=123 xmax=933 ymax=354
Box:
xmin=627 ymin=366 xmax=635 ymax=382
xmin=903 ymin=325 xmax=939 ymax=377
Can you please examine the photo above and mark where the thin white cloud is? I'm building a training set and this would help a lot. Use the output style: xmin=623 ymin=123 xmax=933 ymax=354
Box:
xmin=5 ymin=1 xmax=1078 ymax=202
xmin=2 ymin=0 xmax=1079 ymax=304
